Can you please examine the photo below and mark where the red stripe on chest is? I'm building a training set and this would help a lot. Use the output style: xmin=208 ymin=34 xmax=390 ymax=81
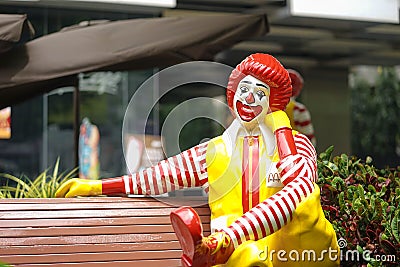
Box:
xmin=251 ymin=137 xmax=260 ymax=208
xmin=242 ymin=136 xmax=260 ymax=213
xmin=242 ymin=137 xmax=250 ymax=213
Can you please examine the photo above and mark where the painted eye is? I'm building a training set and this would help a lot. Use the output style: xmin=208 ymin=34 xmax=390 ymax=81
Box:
xmin=256 ymin=90 xmax=266 ymax=100
xmin=240 ymin=86 xmax=248 ymax=94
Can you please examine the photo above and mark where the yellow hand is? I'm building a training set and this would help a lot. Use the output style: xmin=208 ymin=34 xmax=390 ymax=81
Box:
xmin=55 ymin=178 xmax=102 ymax=198
xmin=264 ymin=110 xmax=291 ymax=132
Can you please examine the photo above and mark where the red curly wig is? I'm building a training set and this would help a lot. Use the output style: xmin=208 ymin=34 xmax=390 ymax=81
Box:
xmin=226 ymin=53 xmax=292 ymax=112
xmin=287 ymin=69 xmax=304 ymax=98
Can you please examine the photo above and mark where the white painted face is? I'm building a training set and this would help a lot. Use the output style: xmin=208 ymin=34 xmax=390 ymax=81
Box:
xmin=233 ymin=75 xmax=270 ymax=130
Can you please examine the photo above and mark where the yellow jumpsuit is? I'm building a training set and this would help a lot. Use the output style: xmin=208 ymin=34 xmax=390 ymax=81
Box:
xmin=206 ymin=135 xmax=339 ymax=267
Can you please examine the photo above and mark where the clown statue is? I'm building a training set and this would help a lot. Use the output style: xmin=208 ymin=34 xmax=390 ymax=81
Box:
xmin=56 ymin=54 xmax=339 ymax=267
xmin=285 ymin=69 xmax=317 ymax=146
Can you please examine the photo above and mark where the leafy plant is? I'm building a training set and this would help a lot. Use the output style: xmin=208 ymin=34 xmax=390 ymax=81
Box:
xmin=318 ymin=146 xmax=400 ymax=267
xmin=0 ymin=159 xmax=77 ymax=198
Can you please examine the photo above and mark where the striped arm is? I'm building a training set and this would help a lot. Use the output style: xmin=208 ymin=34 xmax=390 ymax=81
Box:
xmin=293 ymin=102 xmax=316 ymax=146
xmin=126 ymin=143 xmax=209 ymax=195
xmin=294 ymin=132 xmax=318 ymax=183
xmin=102 ymin=143 xmax=209 ymax=195
xmin=223 ymin=177 xmax=315 ymax=248
xmin=278 ymin=132 xmax=317 ymax=185
xmin=222 ymin=132 xmax=317 ymax=248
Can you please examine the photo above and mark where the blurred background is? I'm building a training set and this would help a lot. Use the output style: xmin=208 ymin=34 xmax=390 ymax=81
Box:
xmin=0 ymin=0 xmax=399 ymax=179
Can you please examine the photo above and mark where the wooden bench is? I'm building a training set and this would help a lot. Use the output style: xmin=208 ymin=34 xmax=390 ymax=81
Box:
xmin=0 ymin=197 xmax=210 ymax=267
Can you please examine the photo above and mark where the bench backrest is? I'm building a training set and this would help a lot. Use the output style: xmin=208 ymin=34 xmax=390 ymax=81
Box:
xmin=0 ymin=197 xmax=210 ymax=267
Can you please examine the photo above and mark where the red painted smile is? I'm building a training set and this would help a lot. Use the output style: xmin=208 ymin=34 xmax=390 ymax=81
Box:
xmin=236 ymin=101 xmax=263 ymax=122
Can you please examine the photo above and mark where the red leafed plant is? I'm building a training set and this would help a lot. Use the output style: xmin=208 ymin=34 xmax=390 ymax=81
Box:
xmin=317 ymin=146 xmax=400 ymax=267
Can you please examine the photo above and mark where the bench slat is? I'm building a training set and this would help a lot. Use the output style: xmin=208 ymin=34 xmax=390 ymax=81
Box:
xmin=0 ymin=225 xmax=174 ymax=237
xmin=0 ymin=241 xmax=181 ymax=255
xmin=0 ymin=196 xmax=207 ymax=205
xmin=0 ymin=231 xmax=210 ymax=246
xmin=15 ymin=259 xmax=181 ymax=267
xmin=0 ymin=249 xmax=183 ymax=264
xmin=0 ymin=224 xmax=211 ymax=237
xmin=0 ymin=233 xmax=178 ymax=246
xmin=0 ymin=200 xmax=209 ymax=211
xmin=0 ymin=215 xmax=210 ymax=228
xmin=0 ymin=207 xmax=210 ymax=219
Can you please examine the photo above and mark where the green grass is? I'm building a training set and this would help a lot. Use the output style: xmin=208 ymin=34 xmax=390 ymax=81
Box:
xmin=0 ymin=159 xmax=77 ymax=198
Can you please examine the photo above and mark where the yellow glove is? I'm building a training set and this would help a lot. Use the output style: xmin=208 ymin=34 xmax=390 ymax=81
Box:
xmin=265 ymin=110 xmax=297 ymax=160
xmin=264 ymin=110 xmax=291 ymax=132
xmin=55 ymin=178 xmax=102 ymax=198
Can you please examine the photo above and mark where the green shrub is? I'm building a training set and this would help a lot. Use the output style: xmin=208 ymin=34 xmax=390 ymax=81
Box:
xmin=0 ymin=159 xmax=77 ymax=198
xmin=318 ymin=146 xmax=400 ymax=267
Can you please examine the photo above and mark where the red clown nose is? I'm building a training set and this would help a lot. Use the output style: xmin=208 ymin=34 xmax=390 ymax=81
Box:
xmin=245 ymin=93 xmax=255 ymax=104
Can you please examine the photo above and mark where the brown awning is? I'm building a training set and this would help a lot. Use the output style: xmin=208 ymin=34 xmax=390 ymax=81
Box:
xmin=0 ymin=14 xmax=268 ymax=108
xmin=0 ymin=14 xmax=35 ymax=54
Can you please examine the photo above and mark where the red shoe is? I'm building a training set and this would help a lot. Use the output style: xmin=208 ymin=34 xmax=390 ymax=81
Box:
xmin=170 ymin=206 xmax=234 ymax=267
xmin=170 ymin=206 xmax=206 ymax=267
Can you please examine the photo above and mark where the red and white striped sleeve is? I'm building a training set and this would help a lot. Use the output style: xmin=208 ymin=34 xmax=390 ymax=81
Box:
xmin=293 ymin=133 xmax=318 ymax=183
xmin=102 ymin=143 xmax=209 ymax=195
xmin=222 ymin=133 xmax=317 ymax=248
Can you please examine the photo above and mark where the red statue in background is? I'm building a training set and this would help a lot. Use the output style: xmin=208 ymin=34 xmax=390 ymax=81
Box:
xmin=285 ymin=69 xmax=317 ymax=146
